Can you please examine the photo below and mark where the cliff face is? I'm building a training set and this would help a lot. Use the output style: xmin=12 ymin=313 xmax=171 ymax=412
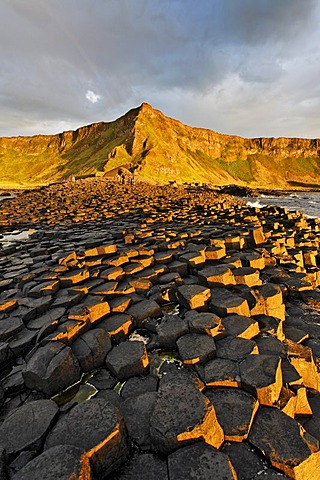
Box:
xmin=0 ymin=103 xmax=320 ymax=187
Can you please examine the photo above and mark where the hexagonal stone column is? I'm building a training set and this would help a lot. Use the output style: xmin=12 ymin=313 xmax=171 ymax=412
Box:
xmin=177 ymin=285 xmax=211 ymax=310
xmin=0 ymin=400 xmax=58 ymax=457
xmin=206 ymin=387 xmax=259 ymax=441
xmin=248 ymin=406 xmax=320 ymax=479
xmin=11 ymin=445 xmax=91 ymax=480
xmin=240 ymin=354 xmax=282 ymax=406
xmin=105 ymin=340 xmax=149 ymax=380
xmin=23 ymin=341 xmax=81 ymax=395
xmin=168 ymin=442 xmax=237 ymax=480
xmin=45 ymin=398 xmax=127 ymax=478
xmin=176 ymin=333 xmax=216 ymax=365
xmin=150 ymin=383 xmax=224 ymax=455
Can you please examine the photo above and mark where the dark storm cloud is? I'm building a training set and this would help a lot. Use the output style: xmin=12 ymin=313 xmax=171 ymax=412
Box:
xmin=0 ymin=0 xmax=319 ymax=137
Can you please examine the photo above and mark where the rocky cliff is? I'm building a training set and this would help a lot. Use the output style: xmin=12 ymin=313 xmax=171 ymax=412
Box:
xmin=1 ymin=102 xmax=320 ymax=187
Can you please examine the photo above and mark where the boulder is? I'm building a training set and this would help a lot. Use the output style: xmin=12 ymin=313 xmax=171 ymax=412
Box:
xmin=0 ymin=400 xmax=58 ymax=457
xmin=168 ymin=442 xmax=237 ymax=480
xmin=23 ymin=341 xmax=81 ymax=396
xmin=248 ymin=406 xmax=320 ymax=479
xmin=11 ymin=445 xmax=91 ymax=480
xmin=240 ymin=354 xmax=282 ymax=406
xmin=105 ymin=341 xmax=149 ymax=380
xmin=45 ymin=398 xmax=127 ymax=478
xmin=72 ymin=328 xmax=112 ymax=372
xmin=176 ymin=333 xmax=216 ymax=365
xmin=150 ymin=383 xmax=223 ymax=454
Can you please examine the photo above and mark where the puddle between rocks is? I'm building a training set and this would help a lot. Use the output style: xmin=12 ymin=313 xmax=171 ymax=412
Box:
xmin=51 ymin=372 xmax=98 ymax=407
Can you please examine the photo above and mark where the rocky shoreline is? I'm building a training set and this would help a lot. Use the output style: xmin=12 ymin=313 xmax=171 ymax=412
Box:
xmin=0 ymin=179 xmax=320 ymax=479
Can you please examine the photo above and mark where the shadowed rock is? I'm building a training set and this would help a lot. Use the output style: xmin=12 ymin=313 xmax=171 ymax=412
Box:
xmin=168 ymin=442 xmax=237 ymax=480
xmin=121 ymin=392 xmax=157 ymax=450
xmin=156 ymin=314 xmax=189 ymax=348
xmin=45 ymin=398 xmax=127 ymax=478
xmin=248 ymin=406 xmax=320 ymax=479
xmin=176 ymin=333 xmax=216 ymax=365
xmin=206 ymin=388 xmax=259 ymax=441
xmin=222 ymin=442 xmax=267 ymax=480
xmin=11 ymin=445 xmax=91 ymax=480
xmin=71 ymin=328 xmax=112 ymax=372
xmin=105 ymin=340 xmax=149 ymax=380
xmin=0 ymin=400 xmax=58 ymax=457
xmin=23 ymin=341 xmax=81 ymax=396
xmin=240 ymin=354 xmax=282 ymax=406
xmin=113 ymin=453 xmax=168 ymax=480
xmin=150 ymin=383 xmax=224 ymax=455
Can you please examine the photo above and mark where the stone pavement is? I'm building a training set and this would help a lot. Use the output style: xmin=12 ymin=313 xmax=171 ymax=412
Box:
xmin=0 ymin=180 xmax=320 ymax=479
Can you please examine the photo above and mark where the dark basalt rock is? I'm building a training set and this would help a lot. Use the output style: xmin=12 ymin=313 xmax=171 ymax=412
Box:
xmin=45 ymin=398 xmax=127 ymax=478
xmin=23 ymin=341 xmax=81 ymax=395
xmin=248 ymin=406 xmax=319 ymax=478
xmin=222 ymin=442 xmax=267 ymax=480
xmin=168 ymin=442 xmax=237 ymax=480
xmin=150 ymin=383 xmax=224 ymax=455
xmin=120 ymin=392 xmax=157 ymax=450
xmin=120 ymin=374 xmax=158 ymax=398
xmin=1 ymin=181 xmax=320 ymax=478
xmin=0 ymin=399 xmax=58 ymax=457
xmin=71 ymin=328 xmax=112 ymax=372
xmin=176 ymin=332 xmax=216 ymax=365
xmin=11 ymin=445 xmax=91 ymax=480
xmin=206 ymin=388 xmax=258 ymax=441
xmin=113 ymin=453 xmax=168 ymax=480
xmin=105 ymin=340 xmax=149 ymax=380
xmin=156 ymin=314 xmax=189 ymax=348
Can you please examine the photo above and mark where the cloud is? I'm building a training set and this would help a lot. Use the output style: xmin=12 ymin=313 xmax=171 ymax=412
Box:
xmin=0 ymin=0 xmax=320 ymax=137
xmin=85 ymin=90 xmax=101 ymax=104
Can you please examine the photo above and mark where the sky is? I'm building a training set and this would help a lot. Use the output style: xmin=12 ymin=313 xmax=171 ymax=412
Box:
xmin=1 ymin=0 xmax=320 ymax=138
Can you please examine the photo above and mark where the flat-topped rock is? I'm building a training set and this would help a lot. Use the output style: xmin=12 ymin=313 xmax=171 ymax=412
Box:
xmin=0 ymin=399 xmax=58 ymax=456
xmin=215 ymin=335 xmax=258 ymax=362
xmin=45 ymin=398 xmax=127 ymax=478
xmin=98 ymin=313 xmax=133 ymax=341
xmin=168 ymin=442 xmax=237 ymax=480
xmin=71 ymin=328 xmax=112 ymax=372
xmin=248 ymin=406 xmax=320 ymax=479
xmin=23 ymin=341 xmax=81 ymax=395
xmin=176 ymin=333 xmax=216 ymax=365
xmin=150 ymin=383 xmax=224 ymax=454
xmin=206 ymin=387 xmax=259 ymax=441
xmin=177 ymin=284 xmax=211 ymax=310
xmin=221 ymin=314 xmax=260 ymax=339
xmin=184 ymin=310 xmax=225 ymax=338
xmin=11 ymin=445 xmax=91 ymax=480
xmin=211 ymin=288 xmax=250 ymax=317
xmin=127 ymin=299 xmax=162 ymax=326
xmin=240 ymin=354 xmax=282 ymax=406
xmin=201 ymin=357 xmax=241 ymax=387
xmin=105 ymin=340 xmax=149 ymax=380
xmin=199 ymin=265 xmax=235 ymax=287
xmin=155 ymin=314 xmax=189 ymax=348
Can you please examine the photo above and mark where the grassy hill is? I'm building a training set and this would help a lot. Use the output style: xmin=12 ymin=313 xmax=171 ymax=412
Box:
xmin=1 ymin=103 xmax=320 ymax=188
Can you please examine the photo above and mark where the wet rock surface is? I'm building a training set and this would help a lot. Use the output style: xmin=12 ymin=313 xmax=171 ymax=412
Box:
xmin=0 ymin=180 xmax=320 ymax=479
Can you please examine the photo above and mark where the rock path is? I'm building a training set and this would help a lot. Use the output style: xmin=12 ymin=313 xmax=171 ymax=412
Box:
xmin=0 ymin=180 xmax=320 ymax=479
